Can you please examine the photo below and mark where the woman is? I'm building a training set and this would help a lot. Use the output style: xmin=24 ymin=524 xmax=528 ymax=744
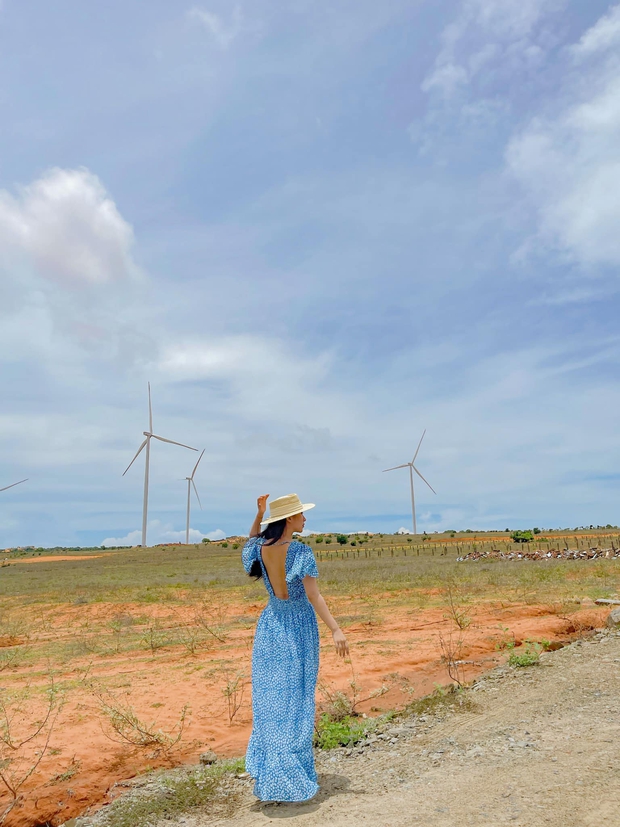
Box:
xmin=242 ymin=493 xmax=349 ymax=802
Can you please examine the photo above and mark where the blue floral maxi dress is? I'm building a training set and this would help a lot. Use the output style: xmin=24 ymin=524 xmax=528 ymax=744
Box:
xmin=242 ymin=537 xmax=320 ymax=802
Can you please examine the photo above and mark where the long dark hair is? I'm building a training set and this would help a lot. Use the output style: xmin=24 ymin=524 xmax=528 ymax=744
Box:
xmin=248 ymin=518 xmax=287 ymax=580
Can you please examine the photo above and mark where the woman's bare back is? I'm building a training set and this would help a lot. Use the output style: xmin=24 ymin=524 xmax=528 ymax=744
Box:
xmin=261 ymin=542 xmax=290 ymax=599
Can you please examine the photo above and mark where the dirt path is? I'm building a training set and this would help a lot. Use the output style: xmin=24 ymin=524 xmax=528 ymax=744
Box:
xmin=192 ymin=629 xmax=620 ymax=827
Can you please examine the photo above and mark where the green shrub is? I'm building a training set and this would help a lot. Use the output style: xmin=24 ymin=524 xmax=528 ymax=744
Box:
xmin=325 ymin=538 xmax=332 ymax=545
xmin=511 ymin=530 xmax=534 ymax=544
xmin=336 ymin=535 xmax=348 ymax=546
xmin=232 ymin=544 xmax=239 ymax=550
xmin=221 ymin=542 xmax=228 ymax=548
xmin=313 ymin=714 xmax=369 ymax=750
xmin=350 ymin=541 xmax=357 ymax=547
xmin=201 ymin=538 xmax=211 ymax=544
xmin=315 ymin=536 xmax=324 ymax=544
xmin=509 ymin=645 xmax=541 ymax=667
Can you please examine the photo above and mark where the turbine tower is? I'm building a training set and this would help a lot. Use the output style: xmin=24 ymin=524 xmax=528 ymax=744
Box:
xmin=184 ymin=449 xmax=205 ymax=545
xmin=0 ymin=479 xmax=28 ymax=493
xmin=383 ymin=430 xmax=436 ymax=535
xmin=123 ymin=383 xmax=197 ymax=547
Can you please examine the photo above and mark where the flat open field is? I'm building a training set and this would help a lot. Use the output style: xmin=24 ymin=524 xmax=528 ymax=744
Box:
xmin=0 ymin=531 xmax=618 ymax=826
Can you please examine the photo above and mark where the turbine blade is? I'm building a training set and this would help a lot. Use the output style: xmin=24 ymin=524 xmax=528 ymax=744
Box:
xmin=192 ymin=479 xmax=203 ymax=510
xmin=190 ymin=449 xmax=206 ymax=479
xmin=413 ymin=464 xmax=436 ymax=495
xmin=412 ymin=429 xmax=426 ymax=464
xmin=122 ymin=439 xmax=148 ymax=476
xmin=383 ymin=464 xmax=410 ymax=472
xmin=151 ymin=434 xmax=197 ymax=451
xmin=0 ymin=479 xmax=28 ymax=493
xmin=148 ymin=382 xmax=153 ymax=433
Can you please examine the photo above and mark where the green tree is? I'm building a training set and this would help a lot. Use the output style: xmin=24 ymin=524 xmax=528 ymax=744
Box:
xmin=336 ymin=535 xmax=348 ymax=545
xmin=511 ymin=530 xmax=534 ymax=544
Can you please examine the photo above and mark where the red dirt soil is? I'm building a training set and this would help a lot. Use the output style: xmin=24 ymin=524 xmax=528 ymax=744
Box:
xmin=0 ymin=600 xmax=609 ymax=827
xmin=4 ymin=555 xmax=111 ymax=564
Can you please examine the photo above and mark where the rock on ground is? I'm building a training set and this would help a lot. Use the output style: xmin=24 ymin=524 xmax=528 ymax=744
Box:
xmin=607 ymin=608 xmax=620 ymax=628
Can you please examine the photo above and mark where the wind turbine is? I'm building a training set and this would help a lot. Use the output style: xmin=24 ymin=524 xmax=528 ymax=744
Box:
xmin=184 ymin=449 xmax=205 ymax=545
xmin=0 ymin=479 xmax=28 ymax=493
xmin=383 ymin=430 xmax=436 ymax=535
xmin=123 ymin=383 xmax=197 ymax=547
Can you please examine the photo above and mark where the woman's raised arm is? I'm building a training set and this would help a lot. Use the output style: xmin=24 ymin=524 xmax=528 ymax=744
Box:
xmin=249 ymin=494 xmax=269 ymax=537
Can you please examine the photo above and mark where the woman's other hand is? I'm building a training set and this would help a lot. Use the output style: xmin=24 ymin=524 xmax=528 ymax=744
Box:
xmin=332 ymin=628 xmax=349 ymax=658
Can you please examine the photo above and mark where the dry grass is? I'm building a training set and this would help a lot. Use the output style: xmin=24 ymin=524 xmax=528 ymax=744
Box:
xmin=90 ymin=683 xmax=189 ymax=755
xmin=0 ymin=678 xmax=63 ymax=823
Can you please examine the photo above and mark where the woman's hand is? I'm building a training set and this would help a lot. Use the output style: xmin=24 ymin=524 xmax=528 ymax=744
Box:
xmin=332 ymin=628 xmax=349 ymax=658
xmin=257 ymin=494 xmax=269 ymax=517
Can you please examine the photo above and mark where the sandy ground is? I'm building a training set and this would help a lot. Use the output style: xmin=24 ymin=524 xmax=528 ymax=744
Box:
xmin=1 ymin=600 xmax=610 ymax=826
xmin=175 ymin=628 xmax=620 ymax=827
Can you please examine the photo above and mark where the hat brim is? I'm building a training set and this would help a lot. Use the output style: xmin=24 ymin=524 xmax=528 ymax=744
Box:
xmin=260 ymin=503 xmax=315 ymax=525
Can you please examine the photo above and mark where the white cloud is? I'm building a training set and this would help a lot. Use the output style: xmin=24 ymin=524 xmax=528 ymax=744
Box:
xmin=571 ymin=3 xmax=620 ymax=59
xmin=506 ymin=9 xmax=620 ymax=268
xmin=101 ymin=521 xmax=226 ymax=547
xmin=157 ymin=335 xmax=346 ymax=428
xmin=528 ymin=286 xmax=618 ymax=307
xmin=0 ymin=167 xmax=150 ymax=371
xmin=187 ymin=6 xmax=244 ymax=49
xmin=0 ymin=167 xmax=141 ymax=287
xmin=421 ymin=0 xmax=563 ymax=98
xmin=159 ymin=335 xmax=329 ymax=384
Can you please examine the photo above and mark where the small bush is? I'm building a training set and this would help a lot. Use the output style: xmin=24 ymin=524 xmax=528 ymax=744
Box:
xmin=201 ymin=538 xmax=211 ymax=544
xmin=509 ymin=645 xmax=541 ymax=667
xmin=315 ymin=536 xmax=324 ymax=544
xmin=313 ymin=714 xmax=369 ymax=750
xmin=350 ymin=541 xmax=357 ymax=547
xmin=336 ymin=535 xmax=348 ymax=546
xmin=511 ymin=530 xmax=534 ymax=544
xmin=221 ymin=542 xmax=228 ymax=548
xmin=325 ymin=538 xmax=332 ymax=545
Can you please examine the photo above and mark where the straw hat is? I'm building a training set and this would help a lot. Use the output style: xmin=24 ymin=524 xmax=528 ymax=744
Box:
xmin=260 ymin=493 xmax=315 ymax=525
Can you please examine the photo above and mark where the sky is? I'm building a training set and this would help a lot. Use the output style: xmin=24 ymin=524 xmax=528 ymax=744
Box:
xmin=1 ymin=0 xmax=620 ymax=547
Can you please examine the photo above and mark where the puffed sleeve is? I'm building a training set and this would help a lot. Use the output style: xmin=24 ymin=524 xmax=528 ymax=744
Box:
xmin=286 ymin=542 xmax=319 ymax=583
xmin=242 ymin=536 xmax=262 ymax=574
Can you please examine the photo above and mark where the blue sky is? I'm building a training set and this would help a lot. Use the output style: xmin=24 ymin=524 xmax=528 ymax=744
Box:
xmin=1 ymin=0 xmax=620 ymax=546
